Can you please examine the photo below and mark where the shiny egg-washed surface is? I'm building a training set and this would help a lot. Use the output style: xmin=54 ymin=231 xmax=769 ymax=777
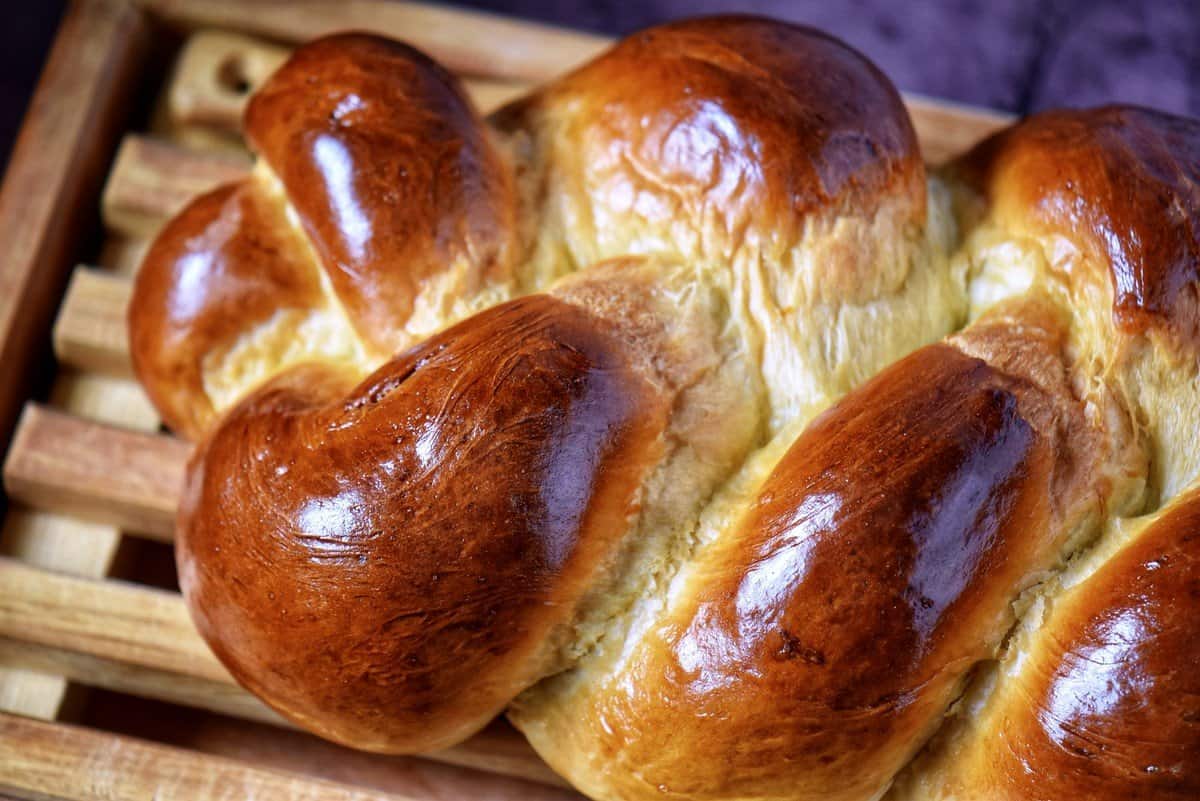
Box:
xmin=128 ymin=15 xmax=1200 ymax=801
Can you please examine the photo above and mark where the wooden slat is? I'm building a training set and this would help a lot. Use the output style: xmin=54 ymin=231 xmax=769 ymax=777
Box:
xmin=0 ymin=558 xmax=224 ymax=684
xmin=0 ymin=369 xmax=157 ymax=718
xmin=166 ymin=30 xmax=288 ymax=138
xmin=138 ymin=0 xmax=610 ymax=83
xmin=465 ymin=78 xmax=532 ymax=115
xmin=101 ymin=134 xmax=249 ymax=239
xmin=79 ymin=692 xmax=581 ymax=801
xmin=44 ymin=370 xmax=156 ymax=429
xmin=903 ymin=94 xmax=1012 ymax=165
xmin=3 ymin=405 xmax=185 ymax=542
xmin=0 ymin=0 xmax=151 ymax=454
xmin=0 ymin=637 xmax=283 ymax=728
xmin=0 ymin=557 xmax=565 ymax=787
xmin=0 ymin=669 xmax=68 ymax=723
xmin=0 ymin=710 xmax=408 ymax=801
xmin=53 ymin=269 xmax=134 ymax=378
xmin=0 ymin=348 xmax=159 ymax=716
xmin=53 ymin=268 xmax=133 ymax=376
xmin=0 ymin=508 xmax=124 ymax=720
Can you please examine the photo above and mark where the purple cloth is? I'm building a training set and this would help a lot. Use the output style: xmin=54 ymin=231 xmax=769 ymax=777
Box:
xmin=458 ymin=0 xmax=1200 ymax=117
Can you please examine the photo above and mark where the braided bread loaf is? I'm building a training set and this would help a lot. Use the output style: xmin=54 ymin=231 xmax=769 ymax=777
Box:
xmin=128 ymin=16 xmax=1200 ymax=801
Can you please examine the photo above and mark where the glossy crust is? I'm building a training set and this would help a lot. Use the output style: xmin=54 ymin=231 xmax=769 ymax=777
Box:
xmin=512 ymin=299 xmax=1141 ymax=801
xmin=131 ymin=32 xmax=519 ymax=441
xmin=129 ymin=14 xmax=1200 ymax=801
xmin=129 ymin=179 xmax=325 ymax=438
xmin=987 ymin=491 xmax=1200 ymax=798
xmin=132 ymin=19 xmax=935 ymax=443
xmin=952 ymin=106 xmax=1200 ymax=343
xmin=495 ymin=15 xmax=925 ymax=267
xmin=244 ymin=33 xmax=517 ymax=355
xmin=886 ymin=107 xmax=1200 ymax=801
xmin=178 ymin=294 xmax=667 ymax=752
xmin=900 ymin=488 xmax=1200 ymax=800
xmin=167 ymin=17 xmax=949 ymax=767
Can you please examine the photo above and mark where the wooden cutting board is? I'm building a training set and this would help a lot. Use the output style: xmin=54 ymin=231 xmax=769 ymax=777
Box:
xmin=0 ymin=2 xmax=1013 ymax=799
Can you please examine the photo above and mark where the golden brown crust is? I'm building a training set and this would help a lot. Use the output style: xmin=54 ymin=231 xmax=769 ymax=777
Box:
xmin=129 ymin=17 xmax=1200 ymax=797
xmin=996 ymin=489 xmax=1200 ymax=799
xmin=591 ymin=344 xmax=1051 ymax=801
xmin=244 ymin=32 xmax=518 ymax=355
xmin=515 ymin=299 xmax=1140 ymax=801
xmin=133 ymin=21 xmax=933 ymax=443
xmin=494 ymin=15 xmax=925 ymax=264
xmin=952 ymin=106 xmax=1200 ymax=345
xmin=906 ymin=488 xmax=1200 ymax=801
xmin=177 ymin=294 xmax=668 ymax=752
xmin=129 ymin=179 xmax=325 ymax=439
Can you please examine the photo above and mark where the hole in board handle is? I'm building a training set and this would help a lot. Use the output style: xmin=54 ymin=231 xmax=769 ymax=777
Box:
xmin=217 ymin=54 xmax=253 ymax=96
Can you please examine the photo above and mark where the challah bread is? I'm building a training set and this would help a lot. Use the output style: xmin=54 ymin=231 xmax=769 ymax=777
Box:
xmin=162 ymin=18 xmax=964 ymax=755
xmin=126 ymin=14 xmax=1200 ymax=801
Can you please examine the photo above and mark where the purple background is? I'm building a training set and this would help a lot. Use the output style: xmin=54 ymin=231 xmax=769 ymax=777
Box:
xmin=0 ymin=1 xmax=1195 ymax=172
xmin=453 ymin=0 xmax=1199 ymax=115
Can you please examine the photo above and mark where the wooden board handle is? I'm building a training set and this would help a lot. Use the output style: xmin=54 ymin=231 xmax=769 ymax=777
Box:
xmin=164 ymin=30 xmax=530 ymax=145
xmin=168 ymin=30 xmax=288 ymax=137
xmin=138 ymin=0 xmax=611 ymax=83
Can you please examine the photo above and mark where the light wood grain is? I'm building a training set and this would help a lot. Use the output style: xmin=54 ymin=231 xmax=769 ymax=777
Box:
xmin=0 ymin=668 xmax=66 ymax=723
xmin=903 ymin=94 xmax=1012 ymax=165
xmin=101 ymin=134 xmax=249 ymax=239
xmin=0 ymin=0 xmax=150 ymax=453
xmin=45 ymin=370 xmax=156 ymax=429
xmin=0 ymin=637 xmax=285 ymax=728
xmin=3 ymin=405 xmax=185 ymax=542
xmin=0 ymin=557 xmax=224 ymax=683
xmin=53 ymin=269 xmax=134 ymax=379
xmin=80 ymin=693 xmax=581 ymax=801
xmin=0 ymin=509 xmax=123 ymax=720
xmin=0 ymin=556 xmax=566 ymax=787
xmin=0 ymin=710 xmax=411 ymax=801
xmin=167 ymin=30 xmax=288 ymax=140
xmin=1 ymin=339 xmax=159 ymax=715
